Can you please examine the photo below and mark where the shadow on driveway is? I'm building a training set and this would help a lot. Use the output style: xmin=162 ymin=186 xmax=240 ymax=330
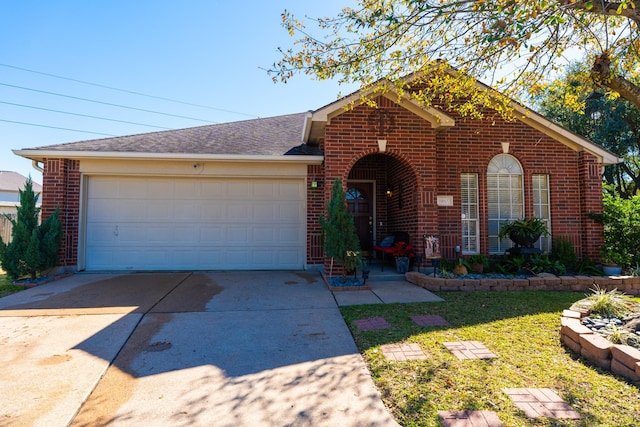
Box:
xmin=1 ymin=271 xmax=398 ymax=427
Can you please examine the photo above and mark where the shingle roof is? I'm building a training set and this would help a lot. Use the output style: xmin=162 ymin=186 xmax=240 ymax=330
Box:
xmin=0 ymin=171 xmax=42 ymax=192
xmin=24 ymin=113 xmax=309 ymax=156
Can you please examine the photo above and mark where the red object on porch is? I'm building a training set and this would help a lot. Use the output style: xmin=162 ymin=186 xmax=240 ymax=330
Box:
xmin=373 ymin=231 xmax=410 ymax=272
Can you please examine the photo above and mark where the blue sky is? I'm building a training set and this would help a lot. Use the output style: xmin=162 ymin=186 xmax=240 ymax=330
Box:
xmin=0 ymin=1 xmax=356 ymax=182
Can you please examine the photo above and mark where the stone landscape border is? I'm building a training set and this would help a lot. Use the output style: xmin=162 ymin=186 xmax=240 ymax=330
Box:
xmin=405 ymin=272 xmax=640 ymax=296
xmin=560 ymin=308 xmax=640 ymax=382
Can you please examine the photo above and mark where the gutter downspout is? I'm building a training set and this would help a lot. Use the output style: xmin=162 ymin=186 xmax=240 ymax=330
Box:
xmin=32 ymin=160 xmax=44 ymax=173
xmin=302 ymin=111 xmax=313 ymax=144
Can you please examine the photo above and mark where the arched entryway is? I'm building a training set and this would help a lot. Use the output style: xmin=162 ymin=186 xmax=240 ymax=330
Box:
xmin=347 ymin=153 xmax=419 ymax=257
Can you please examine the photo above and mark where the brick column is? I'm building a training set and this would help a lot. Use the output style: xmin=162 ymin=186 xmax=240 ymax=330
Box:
xmin=41 ymin=158 xmax=80 ymax=268
xmin=578 ymin=152 xmax=603 ymax=260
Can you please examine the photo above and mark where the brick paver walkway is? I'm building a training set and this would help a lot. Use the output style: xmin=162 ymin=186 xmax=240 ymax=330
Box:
xmin=438 ymin=410 xmax=503 ymax=427
xmin=353 ymin=316 xmax=391 ymax=331
xmin=443 ymin=341 xmax=498 ymax=360
xmin=502 ymin=388 xmax=581 ymax=419
xmin=380 ymin=343 xmax=428 ymax=361
xmin=410 ymin=314 xmax=451 ymax=327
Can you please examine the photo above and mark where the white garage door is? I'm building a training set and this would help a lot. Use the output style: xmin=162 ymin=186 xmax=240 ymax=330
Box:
xmin=84 ymin=176 xmax=306 ymax=271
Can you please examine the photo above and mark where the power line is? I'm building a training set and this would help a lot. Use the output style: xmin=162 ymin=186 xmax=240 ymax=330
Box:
xmin=0 ymin=101 xmax=172 ymax=130
xmin=0 ymin=63 xmax=260 ymax=118
xmin=0 ymin=119 xmax=117 ymax=137
xmin=0 ymin=82 xmax=218 ymax=124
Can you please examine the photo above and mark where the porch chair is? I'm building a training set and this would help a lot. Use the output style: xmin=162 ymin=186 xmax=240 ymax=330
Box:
xmin=372 ymin=231 xmax=410 ymax=272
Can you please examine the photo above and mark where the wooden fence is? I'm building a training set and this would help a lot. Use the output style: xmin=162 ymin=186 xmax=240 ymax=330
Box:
xmin=0 ymin=214 xmax=15 ymax=243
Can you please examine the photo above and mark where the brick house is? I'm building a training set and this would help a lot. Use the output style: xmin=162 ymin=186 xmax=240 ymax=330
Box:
xmin=14 ymin=84 xmax=620 ymax=272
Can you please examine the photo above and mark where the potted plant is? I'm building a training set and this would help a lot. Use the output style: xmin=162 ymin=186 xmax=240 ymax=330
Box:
xmin=498 ymin=217 xmax=549 ymax=248
xmin=452 ymin=258 xmax=468 ymax=275
xmin=600 ymin=251 xmax=629 ymax=276
xmin=391 ymin=241 xmax=414 ymax=273
xmin=466 ymin=254 xmax=487 ymax=273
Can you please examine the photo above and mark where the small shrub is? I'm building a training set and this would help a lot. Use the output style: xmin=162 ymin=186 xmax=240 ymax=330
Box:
xmin=590 ymin=194 xmax=640 ymax=268
xmin=608 ymin=325 xmax=632 ymax=345
xmin=319 ymin=179 xmax=362 ymax=278
xmin=551 ymin=237 xmax=579 ymax=272
xmin=0 ymin=178 xmax=63 ymax=280
xmin=573 ymin=285 xmax=640 ymax=318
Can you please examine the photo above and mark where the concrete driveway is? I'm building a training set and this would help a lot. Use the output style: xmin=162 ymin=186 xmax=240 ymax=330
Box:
xmin=0 ymin=271 xmax=399 ymax=427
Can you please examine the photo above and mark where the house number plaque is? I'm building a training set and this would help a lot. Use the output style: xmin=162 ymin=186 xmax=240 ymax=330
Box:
xmin=436 ymin=195 xmax=453 ymax=206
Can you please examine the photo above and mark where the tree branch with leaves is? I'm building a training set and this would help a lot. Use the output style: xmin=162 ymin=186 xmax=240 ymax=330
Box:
xmin=269 ymin=0 xmax=640 ymax=112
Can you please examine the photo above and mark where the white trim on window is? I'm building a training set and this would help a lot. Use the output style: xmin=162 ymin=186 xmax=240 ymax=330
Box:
xmin=487 ymin=154 xmax=524 ymax=254
xmin=532 ymin=174 xmax=551 ymax=253
xmin=461 ymin=173 xmax=479 ymax=254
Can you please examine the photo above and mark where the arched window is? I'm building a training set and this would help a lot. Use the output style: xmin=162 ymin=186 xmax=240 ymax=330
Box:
xmin=487 ymin=154 xmax=524 ymax=254
xmin=346 ymin=188 xmax=364 ymax=201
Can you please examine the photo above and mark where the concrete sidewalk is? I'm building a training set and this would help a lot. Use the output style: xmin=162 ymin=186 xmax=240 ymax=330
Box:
xmin=0 ymin=271 xmax=408 ymax=427
xmin=333 ymin=279 xmax=444 ymax=306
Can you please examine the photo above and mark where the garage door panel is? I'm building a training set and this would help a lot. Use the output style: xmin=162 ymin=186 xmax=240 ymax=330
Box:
xmin=87 ymin=199 xmax=115 ymax=220
xmin=254 ymin=228 xmax=275 ymax=243
xmin=86 ymin=223 xmax=115 ymax=243
xmin=278 ymin=204 xmax=302 ymax=221
xmin=278 ymin=182 xmax=303 ymax=198
xmin=227 ymin=203 xmax=250 ymax=220
xmin=175 ymin=203 xmax=198 ymax=221
xmin=227 ymin=182 xmax=250 ymax=198
xmin=118 ymin=180 xmax=148 ymax=198
xmin=200 ymin=181 xmax=225 ymax=197
xmin=174 ymin=180 xmax=199 ymax=195
xmin=85 ymin=176 xmax=305 ymax=270
xmin=278 ymin=227 xmax=302 ymax=243
xmin=202 ymin=204 xmax=225 ymax=218
xmin=172 ymin=226 xmax=198 ymax=244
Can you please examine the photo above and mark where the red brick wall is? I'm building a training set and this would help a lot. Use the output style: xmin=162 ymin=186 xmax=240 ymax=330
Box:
xmin=307 ymin=164 xmax=325 ymax=265
xmin=579 ymin=152 xmax=604 ymax=260
xmin=314 ymin=97 xmax=604 ymax=266
xmin=41 ymin=158 xmax=80 ymax=268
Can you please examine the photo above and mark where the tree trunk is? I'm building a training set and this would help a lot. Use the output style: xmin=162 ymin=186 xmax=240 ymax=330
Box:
xmin=592 ymin=53 xmax=640 ymax=111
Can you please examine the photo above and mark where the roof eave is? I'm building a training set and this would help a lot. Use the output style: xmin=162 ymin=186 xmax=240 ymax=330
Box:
xmin=13 ymin=150 xmax=325 ymax=165
xmin=510 ymin=103 xmax=623 ymax=166
xmin=466 ymin=78 xmax=622 ymax=166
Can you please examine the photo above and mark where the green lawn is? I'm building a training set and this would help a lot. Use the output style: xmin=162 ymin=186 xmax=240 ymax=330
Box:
xmin=0 ymin=271 xmax=24 ymax=298
xmin=341 ymin=291 xmax=640 ymax=427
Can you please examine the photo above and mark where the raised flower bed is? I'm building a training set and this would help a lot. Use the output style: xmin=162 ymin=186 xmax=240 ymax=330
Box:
xmin=405 ymin=271 xmax=640 ymax=296
xmin=561 ymin=307 xmax=640 ymax=382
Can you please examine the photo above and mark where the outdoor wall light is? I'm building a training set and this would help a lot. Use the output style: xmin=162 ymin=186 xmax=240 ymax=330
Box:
xmin=386 ymin=184 xmax=394 ymax=198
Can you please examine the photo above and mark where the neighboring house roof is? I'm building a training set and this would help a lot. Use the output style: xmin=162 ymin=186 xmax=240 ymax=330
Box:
xmin=15 ymin=113 xmax=323 ymax=163
xmin=0 ymin=171 xmax=42 ymax=192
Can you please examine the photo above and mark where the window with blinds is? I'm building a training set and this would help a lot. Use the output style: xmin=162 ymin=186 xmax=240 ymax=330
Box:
xmin=532 ymin=174 xmax=551 ymax=252
xmin=487 ymin=154 xmax=524 ymax=254
xmin=461 ymin=173 xmax=479 ymax=253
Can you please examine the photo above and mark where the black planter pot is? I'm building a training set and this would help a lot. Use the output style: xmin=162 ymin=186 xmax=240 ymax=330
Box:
xmin=509 ymin=232 xmax=541 ymax=248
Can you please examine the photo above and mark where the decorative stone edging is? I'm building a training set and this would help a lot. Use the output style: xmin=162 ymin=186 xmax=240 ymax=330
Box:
xmin=405 ymin=272 xmax=640 ymax=296
xmin=560 ymin=308 xmax=640 ymax=382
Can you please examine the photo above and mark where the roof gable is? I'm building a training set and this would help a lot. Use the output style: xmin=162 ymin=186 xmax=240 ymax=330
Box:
xmin=304 ymin=75 xmax=622 ymax=166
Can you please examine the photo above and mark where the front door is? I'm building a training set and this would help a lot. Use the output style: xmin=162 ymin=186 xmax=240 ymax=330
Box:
xmin=346 ymin=182 xmax=373 ymax=256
